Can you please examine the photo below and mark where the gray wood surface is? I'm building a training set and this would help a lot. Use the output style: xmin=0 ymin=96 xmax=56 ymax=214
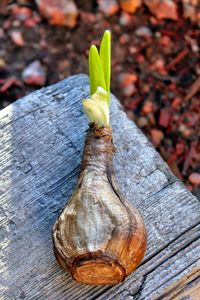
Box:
xmin=0 ymin=74 xmax=199 ymax=300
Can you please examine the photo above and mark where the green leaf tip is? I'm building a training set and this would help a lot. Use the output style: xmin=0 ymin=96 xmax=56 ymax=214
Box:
xmin=84 ymin=30 xmax=111 ymax=128
xmin=89 ymin=45 xmax=106 ymax=97
xmin=89 ymin=30 xmax=111 ymax=102
xmin=100 ymin=30 xmax=111 ymax=103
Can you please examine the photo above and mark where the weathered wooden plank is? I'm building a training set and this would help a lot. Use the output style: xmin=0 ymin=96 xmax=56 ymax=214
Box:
xmin=156 ymin=266 xmax=200 ymax=300
xmin=96 ymin=223 xmax=200 ymax=300
xmin=174 ymin=283 xmax=200 ymax=300
xmin=0 ymin=74 xmax=200 ymax=300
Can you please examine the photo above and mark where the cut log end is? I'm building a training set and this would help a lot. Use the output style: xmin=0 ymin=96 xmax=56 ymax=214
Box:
xmin=71 ymin=253 xmax=126 ymax=285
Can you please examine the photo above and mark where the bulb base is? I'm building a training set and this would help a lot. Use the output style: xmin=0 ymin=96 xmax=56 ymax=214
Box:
xmin=71 ymin=251 xmax=126 ymax=285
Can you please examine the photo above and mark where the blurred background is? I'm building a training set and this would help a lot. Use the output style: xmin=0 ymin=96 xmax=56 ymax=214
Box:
xmin=0 ymin=0 xmax=199 ymax=195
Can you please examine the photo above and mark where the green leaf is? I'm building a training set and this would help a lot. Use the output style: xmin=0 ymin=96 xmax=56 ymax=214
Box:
xmin=100 ymin=30 xmax=111 ymax=104
xmin=84 ymin=31 xmax=112 ymax=128
xmin=89 ymin=45 xmax=106 ymax=97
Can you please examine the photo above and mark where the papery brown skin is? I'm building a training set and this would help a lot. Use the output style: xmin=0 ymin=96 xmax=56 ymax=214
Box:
xmin=52 ymin=124 xmax=147 ymax=285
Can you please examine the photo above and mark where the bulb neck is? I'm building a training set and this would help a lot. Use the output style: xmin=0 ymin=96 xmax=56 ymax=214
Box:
xmin=80 ymin=123 xmax=115 ymax=173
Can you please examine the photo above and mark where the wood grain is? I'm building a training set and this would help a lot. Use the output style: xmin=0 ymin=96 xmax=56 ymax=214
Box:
xmin=0 ymin=74 xmax=200 ymax=300
xmin=157 ymin=266 xmax=200 ymax=299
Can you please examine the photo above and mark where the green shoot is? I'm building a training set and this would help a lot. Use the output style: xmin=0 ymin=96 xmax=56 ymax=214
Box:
xmin=83 ymin=30 xmax=111 ymax=128
xmin=100 ymin=30 xmax=111 ymax=103
xmin=89 ymin=45 xmax=106 ymax=97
